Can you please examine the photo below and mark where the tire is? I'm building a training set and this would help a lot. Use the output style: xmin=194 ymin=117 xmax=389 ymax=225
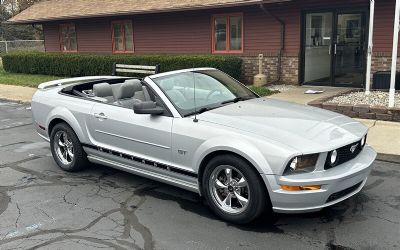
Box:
xmin=50 ymin=122 xmax=89 ymax=172
xmin=202 ymin=154 xmax=270 ymax=224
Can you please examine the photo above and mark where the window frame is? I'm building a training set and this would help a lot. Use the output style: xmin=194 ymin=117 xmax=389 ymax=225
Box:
xmin=211 ymin=13 xmax=244 ymax=54
xmin=111 ymin=20 xmax=134 ymax=54
xmin=59 ymin=23 xmax=78 ymax=53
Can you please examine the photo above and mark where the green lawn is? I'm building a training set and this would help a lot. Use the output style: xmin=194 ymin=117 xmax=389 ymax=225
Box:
xmin=249 ymin=86 xmax=279 ymax=97
xmin=0 ymin=67 xmax=61 ymax=88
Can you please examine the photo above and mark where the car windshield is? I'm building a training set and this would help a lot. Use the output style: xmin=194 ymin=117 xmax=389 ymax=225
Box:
xmin=152 ymin=69 xmax=258 ymax=116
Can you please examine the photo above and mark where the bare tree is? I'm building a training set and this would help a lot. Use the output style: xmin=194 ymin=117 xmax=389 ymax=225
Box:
xmin=0 ymin=0 xmax=43 ymax=40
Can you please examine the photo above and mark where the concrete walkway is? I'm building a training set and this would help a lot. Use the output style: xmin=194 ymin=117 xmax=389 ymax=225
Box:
xmin=0 ymin=83 xmax=399 ymax=157
xmin=0 ymin=84 xmax=36 ymax=103
xmin=269 ymin=85 xmax=351 ymax=105
xmin=268 ymin=85 xmax=400 ymax=157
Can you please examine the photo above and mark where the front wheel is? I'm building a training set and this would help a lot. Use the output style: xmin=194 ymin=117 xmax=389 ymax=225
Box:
xmin=202 ymin=154 xmax=270 ymax=224
xmin=50 ymin=123 xmax=88 ymax=172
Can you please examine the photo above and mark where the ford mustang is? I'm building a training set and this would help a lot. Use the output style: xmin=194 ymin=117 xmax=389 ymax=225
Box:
xmin=31 ymin=68 xmax=376 ymax=224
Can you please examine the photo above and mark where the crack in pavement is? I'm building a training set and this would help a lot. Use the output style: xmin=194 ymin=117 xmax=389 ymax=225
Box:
xmin=0 ymin=123 xmax=33 ymax=131
xmin=0 ymin=185 xmax=156 ymax=249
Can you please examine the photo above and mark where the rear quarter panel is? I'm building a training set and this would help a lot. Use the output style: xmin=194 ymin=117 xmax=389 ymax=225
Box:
xmin=32 ymin=88 xmax=95 ymax=143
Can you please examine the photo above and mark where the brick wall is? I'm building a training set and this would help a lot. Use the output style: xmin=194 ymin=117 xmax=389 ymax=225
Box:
xmin=240 ymin=53 xmax=299 ymax=85
xmin=369 ymin=53 xmax=400 ymax=86
xmin=371 ymin=53 xmax=400 ymax=73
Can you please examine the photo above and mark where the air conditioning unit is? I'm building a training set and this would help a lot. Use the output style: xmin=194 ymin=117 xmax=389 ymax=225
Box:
xmin=372 ymin=71 xmax=400 ymax=90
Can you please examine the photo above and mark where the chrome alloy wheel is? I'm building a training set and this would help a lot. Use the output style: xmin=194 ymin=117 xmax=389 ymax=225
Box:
xmin=209 ymin=165 xmax=250 ymax=214
xmin=54 ymin=131 xmax=74 ymax=165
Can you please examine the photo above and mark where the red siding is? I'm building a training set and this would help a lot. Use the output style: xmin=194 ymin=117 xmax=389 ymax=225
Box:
xmin=373 ymin=0 xmax=398 ymax=52
xmin=76 ymin=19 xmax=113 ymax=53
xmin=134 ymin=12 xmax=211 ymax=54
xmin=43 ymin=23 xmax=60 ymax=52
xmin=42 ymin=0 xmax=398 ymax=55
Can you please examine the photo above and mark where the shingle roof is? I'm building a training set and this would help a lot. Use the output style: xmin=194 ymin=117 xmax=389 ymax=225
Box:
xmin=8 ymin=0 xmax=289 ymax=24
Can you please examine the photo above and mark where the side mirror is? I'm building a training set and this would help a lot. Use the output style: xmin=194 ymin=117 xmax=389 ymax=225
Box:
xmin=133 ymin=101 xmax=164 ymax=115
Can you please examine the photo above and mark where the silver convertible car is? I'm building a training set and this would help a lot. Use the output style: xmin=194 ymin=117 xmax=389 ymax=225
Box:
xmin=31 ymin=67 xmax=376 ymax=224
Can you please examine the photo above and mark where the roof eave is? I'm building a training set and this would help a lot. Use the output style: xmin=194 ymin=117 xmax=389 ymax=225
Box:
xmin=6 ymin=0 xmax=291 ymax=25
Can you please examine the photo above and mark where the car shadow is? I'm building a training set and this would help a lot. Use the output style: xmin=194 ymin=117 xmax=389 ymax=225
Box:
xmin=83 ymin=164 xmax=355 ymax=233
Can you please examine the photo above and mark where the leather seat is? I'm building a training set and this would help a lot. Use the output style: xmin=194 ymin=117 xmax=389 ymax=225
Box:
xmin=113 ymin=81 xmax=142 ymax=108
xmin=93 ymin=82 xmax=114 ymax=102
xmin=121 ymin=79 xmax=151 ymax=102
xmin=159 ymin=79 xmax=186 ymax=105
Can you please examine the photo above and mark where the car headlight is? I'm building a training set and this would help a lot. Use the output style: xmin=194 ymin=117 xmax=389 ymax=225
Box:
xmin=361 ymin=134 xmax=367 ymax=147
xmin=284 ymin=154 xmax=319 ymax=175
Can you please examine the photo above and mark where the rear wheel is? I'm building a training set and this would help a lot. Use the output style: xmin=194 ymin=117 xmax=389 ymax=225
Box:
xmin=202 ymin=154 xmax=269 ymax=224
xmin=50 ymin=123 xmax=88 ymax=172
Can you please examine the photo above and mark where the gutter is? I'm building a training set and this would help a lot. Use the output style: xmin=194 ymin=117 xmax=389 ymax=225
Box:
xmin=259 ymin=3 xmax=286 ymax=85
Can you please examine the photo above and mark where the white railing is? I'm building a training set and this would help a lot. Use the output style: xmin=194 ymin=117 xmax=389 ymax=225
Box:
xmin=0 ymin=40 xmax=45 ymax=53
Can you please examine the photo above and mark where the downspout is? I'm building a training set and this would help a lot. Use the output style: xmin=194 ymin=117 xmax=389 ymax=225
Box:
xmin=260 ymin=3 xmax=285 ymax=85
xmin=365 ymin=0 xmax=375 ymax=95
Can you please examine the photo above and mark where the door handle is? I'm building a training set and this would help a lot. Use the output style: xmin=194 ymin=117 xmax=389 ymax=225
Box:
xmin=334 ymin=44 xmax=337 ymax=55
xmin=329 ymin=44 xmax=331 ymax=55
xmin=94 ymin=112 xmax=107 ymax=120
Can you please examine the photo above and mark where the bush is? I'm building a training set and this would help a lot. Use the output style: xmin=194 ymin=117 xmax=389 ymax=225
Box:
xmin=249 ymin=86 xmax=279 ymax=97
xmin=2 ymin=52 xmax=242 ymax=79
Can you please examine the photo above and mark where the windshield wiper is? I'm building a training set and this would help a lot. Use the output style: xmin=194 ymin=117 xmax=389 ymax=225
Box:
xmin=221 ymin=97 xmax=248 ymax=105
xmin=185 ymin=106 xmax=216 ymax=117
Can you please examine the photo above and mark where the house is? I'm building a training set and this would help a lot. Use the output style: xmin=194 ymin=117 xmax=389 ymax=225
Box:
xmin=6 ymin=0 xmax=400 ymax=90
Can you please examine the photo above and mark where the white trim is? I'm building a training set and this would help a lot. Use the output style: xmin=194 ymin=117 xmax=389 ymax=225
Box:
xmin=365 ymin=0 xmax=375 ymax=95
xmin=389 ymin=0 xmax=400 ymax=108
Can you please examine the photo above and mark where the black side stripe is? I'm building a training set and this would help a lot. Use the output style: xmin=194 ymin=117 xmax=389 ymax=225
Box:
xmin=82 ymin=143 xmax=198 ymax=178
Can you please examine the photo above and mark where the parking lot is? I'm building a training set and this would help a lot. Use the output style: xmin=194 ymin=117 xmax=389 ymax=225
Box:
xmin=0 ymin=100 xmax=399 ymax=250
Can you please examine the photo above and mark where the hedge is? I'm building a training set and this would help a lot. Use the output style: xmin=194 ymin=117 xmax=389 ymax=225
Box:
xmin=2 ymin=52 xmax=242 ymax=79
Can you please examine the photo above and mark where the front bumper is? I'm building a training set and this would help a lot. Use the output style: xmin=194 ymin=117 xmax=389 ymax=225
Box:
xmin=262 ymin=145 xmax=376 ymax=213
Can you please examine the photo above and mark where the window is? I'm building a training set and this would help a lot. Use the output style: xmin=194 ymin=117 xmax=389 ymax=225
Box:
xmin=60 ymin=24 xmax=77 ymax=52
xmin=212 ymin=13 xmax=243 ymax=53
xmin=112 ymin=21 xmax=134 ymax=53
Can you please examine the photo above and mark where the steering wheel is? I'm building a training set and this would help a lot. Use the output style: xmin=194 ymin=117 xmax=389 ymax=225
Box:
xmin=206 ymin=89 xmax=222 ymax=100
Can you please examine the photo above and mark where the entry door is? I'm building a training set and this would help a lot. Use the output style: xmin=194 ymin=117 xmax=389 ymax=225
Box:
xmin=333 ymin=12 xmax=366 ymax=87
xmin=88 ymin=103 xmax=173 ymax=165
xmin=303 ymin=10 xmax=366 ymax=87
xmin=304 ymin=12 xmax=333 ymax=84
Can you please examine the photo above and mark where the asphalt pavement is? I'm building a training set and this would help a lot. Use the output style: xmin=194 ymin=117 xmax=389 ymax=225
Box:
xmin=0 ymin=100 xmax=399 ymax=250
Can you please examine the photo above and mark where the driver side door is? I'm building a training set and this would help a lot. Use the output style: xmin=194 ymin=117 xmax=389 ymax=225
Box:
xmin=87 ymin=102 xmax=173 ymax=166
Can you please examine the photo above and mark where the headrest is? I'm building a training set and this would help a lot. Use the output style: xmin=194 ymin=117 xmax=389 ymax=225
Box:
xmin=124 ymin=79 xmax=143 ymax=92
xmin=93 ymin=83 xmax=113 ymax=97
xmin=115 ymin=81 xmax=142 ymax=100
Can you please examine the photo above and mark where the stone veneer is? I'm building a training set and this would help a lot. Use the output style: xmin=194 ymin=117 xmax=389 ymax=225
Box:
xmin=240 ymin=53 xmax=299 ymax=85
xmin=240 ymin=52 xmax=400 ymax=86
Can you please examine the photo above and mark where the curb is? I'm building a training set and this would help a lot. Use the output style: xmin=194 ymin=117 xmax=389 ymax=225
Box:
xmin=0 ymin=98 xmax=31 ymax=105
xmin=376 ymin=153 xmax=400 ymax=164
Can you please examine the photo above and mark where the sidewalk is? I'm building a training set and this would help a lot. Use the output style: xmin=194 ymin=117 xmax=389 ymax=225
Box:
xmin=0 ymin=83 xmax=399 ymax=157
xmin=0 ymin=84 xmax=36 ymax=103
xmin=269 ymin=85 xmax=400 ymax=158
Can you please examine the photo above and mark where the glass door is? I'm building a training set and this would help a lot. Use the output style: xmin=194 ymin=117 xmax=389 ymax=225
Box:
xmin=333 ymin=12 xmax=366 ymax=87
xmin=304 ymin=12 xmax=333 ymax=84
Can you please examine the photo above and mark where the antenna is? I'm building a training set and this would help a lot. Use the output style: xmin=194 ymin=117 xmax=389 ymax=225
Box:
xmin=192 ymin=69 xmax=198 ymax=123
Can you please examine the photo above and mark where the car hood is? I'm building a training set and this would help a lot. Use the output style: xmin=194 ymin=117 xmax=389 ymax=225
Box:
xmin=197 ymin=98 xmax=368 ymax=153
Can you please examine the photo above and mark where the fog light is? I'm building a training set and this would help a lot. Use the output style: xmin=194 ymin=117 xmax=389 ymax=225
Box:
xmin=330 ymin=150 xmax=338 ymax=165
xmin=281 ymin=185 xmax=321 ymax=191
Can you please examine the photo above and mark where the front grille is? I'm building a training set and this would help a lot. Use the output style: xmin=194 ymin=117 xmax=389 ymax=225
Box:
xmin=326 ymin=181 xmax=362 ymax=203
xmin=325 ymin=140 xmax=363 ymax=170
